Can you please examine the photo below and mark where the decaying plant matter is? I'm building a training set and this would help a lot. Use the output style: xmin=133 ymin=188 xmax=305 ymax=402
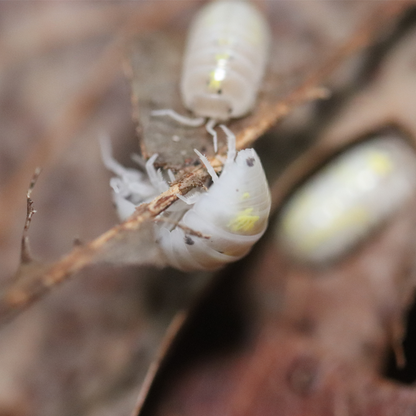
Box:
xmin=0 ymin=1 xmax=416 ymax=416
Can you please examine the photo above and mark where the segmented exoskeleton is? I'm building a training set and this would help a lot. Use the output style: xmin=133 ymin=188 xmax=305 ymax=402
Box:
xmin=153 ymin=0 xmax=271 ymax=151
xmin=102 ymin=126 xmax=271 ymax=271
xmin=156 ymin=126 xmax=271 ymax=270
xmin=277 ymin=136 xmax=416 ymax=264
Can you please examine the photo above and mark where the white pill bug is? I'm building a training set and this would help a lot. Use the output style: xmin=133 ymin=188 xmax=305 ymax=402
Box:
xmin=152 ymin=0 xmax=271 ymax=151
xmin=276 ymin=136 xmax=416 ymax=265
xmin=102 ymin=127 xmax=271 ymax=271
xmin=181 ymin=0 xmax=270 ymax=120
xmin=157 ymin=126 xmax=271 ymax=271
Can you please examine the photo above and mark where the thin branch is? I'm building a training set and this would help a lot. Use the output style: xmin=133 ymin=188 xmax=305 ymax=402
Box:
xmin=0 ymin=178 xmax=195 ymax=326
xmin=154 ymin=217 xmax=210 ymax=240
xmin=20 ymin=168 xmax=41 ymax=265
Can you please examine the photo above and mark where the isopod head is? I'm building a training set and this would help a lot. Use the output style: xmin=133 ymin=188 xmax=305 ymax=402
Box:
xmin=276 ymin=136 xmax=416 ymax=264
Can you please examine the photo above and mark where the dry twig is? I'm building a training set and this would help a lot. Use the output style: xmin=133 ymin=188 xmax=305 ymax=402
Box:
xmin=20 ymin=168 xmax=41 ymax=265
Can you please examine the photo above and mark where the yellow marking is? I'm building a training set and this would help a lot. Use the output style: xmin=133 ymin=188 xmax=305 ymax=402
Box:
xmin=297 ymin=207 xmax=370 ymax=253
xmin=228 ymin=208 xmax=260 ymax=233
xmin=242 ymin=192 xmax=250 ymax=200
xmin=208 ymin=53 xmax=232 ymax=91
xmin=208 ymin=67 xmax=226 ymax=91
xmin=368 ymin=151 xmax=392 ymax=175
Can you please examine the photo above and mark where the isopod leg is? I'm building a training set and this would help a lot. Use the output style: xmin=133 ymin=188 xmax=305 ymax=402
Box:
xmin=206 ymin=118 xmax=218 ymax=153
xmin=167 ymin=169 xmax=176 ymax=183
xmin=194 ymin=149 xmax=219 ymax=183
xmin=219 ymin=125 xmax=236 ymax=165
xmin=145 ymin=154 xmax=169 ymax=193
xmin=176 ymin=192 xmax=201 ymax=205
xmin=99 ymin=134 xmax=131 ymax=177
xmin=151 ymin=109 xmax=205 ymax=127
xmin=145 ymin=154 xmax=159 ymax=188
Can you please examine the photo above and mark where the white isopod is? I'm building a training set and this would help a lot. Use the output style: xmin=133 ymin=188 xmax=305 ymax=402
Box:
xmin=276 ymin=136 xmax=416 ymax=265
xmin=102 ymin=126 xmax=271 ymax=271
xmin=152 ymin=0 xmax=271 ymax=151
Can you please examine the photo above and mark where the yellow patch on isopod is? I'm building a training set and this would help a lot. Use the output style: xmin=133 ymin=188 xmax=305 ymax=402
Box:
xmin=228 ymin=208 xmax=260 ymax=233
xmin=276 ymin=137 xmax=416 ymax=264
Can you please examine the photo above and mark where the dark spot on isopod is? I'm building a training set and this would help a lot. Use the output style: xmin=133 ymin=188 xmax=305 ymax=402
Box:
xmin=217 ymin=89 xmax=222 ymax=94
xmin=184 ymin=236 xmax=194 ymax=245
xmin=246 ymin=157 xmax=255 ymax=167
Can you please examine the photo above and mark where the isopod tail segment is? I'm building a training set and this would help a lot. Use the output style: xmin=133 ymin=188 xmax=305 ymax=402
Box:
xmin=156 ymin=125 xmax=272 ymax=271
xmin=151 ymin=109 xmax=218 ymax=152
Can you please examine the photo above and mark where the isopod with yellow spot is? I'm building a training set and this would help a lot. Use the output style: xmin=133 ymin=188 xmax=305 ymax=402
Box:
xmin=157 ymin=125 xmax=271 ymax=271
xmin=276 ymin=135 xmax=416 ymax=264
xmin=101 ymin=126 xmax=271 ymax=271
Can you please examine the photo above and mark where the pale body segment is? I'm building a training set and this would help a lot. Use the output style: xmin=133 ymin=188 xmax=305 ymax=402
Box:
xmin=276 ymin=136 xmax=416 ymax=264
xmin=181 ymin=0 xmax=270 ymax=120
xmin=102 ymin=127 xmax=271 ymax=271
xmin=152 ymin=0 xmax=270 ymax=151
